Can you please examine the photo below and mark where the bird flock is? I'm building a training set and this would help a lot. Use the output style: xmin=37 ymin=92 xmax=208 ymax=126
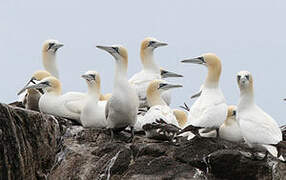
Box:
xmin=16 ymin=37 xmax=285 ymax=160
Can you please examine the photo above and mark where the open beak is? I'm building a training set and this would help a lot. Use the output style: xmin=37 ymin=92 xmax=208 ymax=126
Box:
xmin=161 ymin=69 xmax=183 ymax=78
xmin=81 ymin=74 xmax=95 ymax=81
xmin=96 ymin=45 xmax=115 ymax=54
xmin=181 ymin=56 xmax=205 ymax=65
xmin=158 ymin=83 xmax=183 ymax=91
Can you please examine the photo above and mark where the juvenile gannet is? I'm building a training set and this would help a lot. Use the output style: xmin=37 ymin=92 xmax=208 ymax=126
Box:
xmin=219 ymin=105 xmax=243 ymax=142
xmin=18 ymin=70 xmax=52 ymax=110
xmin=80 ymin=71 xmax=107 ymax=128
xmin=20 ymin=76 xmax=85 ymax=122
xmin=134 ymin=79 xmax=182 ymax=131
xmin=96 ymin=45 xmax=139 ymax=142
xmin=129 ymin=37 xmax=172 ymax=108
xmin=236 ymin=71 xmax=284 ymax=159
xmin=181 ymin=53 xmax=227 ymax=135
xmin=42 ymin=39 xmax=64 ymax=78
xmin=173 ymin=109 xmax=188 ymax=128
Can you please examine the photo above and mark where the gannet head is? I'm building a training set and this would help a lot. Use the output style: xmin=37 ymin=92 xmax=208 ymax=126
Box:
xmin=160 ymin=68 xmax=183 ymax=78
xmin=17 ymin=70 xmax=51 ymax=95
xmin=140 ymin=37 xmax=167 ymax=68
xmin=21 ymin=76 xmax=62 ymax=95
xmin=237 ymin=71 xmax=253 ymax=90
xmin=81 ymin=70 xmax=101 ymax=90
xmin=225 ymin=105 xmax=237 ymax=125
xmin=173 ymin=109 xmax=187 ymax=128
xmin=181 ymin=53 xmax=222 ymax=85
xmin=147 ymin=79 xmax=182 ymax=106
xmin=141 ymin=37 xmax=168 ymax=53
xmin=42 ymin=39 xmax=64 ymax=53
xmin=96 ymin=45 xmax=128 ymax=68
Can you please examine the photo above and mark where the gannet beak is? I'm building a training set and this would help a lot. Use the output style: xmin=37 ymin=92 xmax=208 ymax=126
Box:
xmin=153 ymin=41 xmax=168 ymax=48
xmin=181 ymin=56 xmax=205 ymax=65
xmin=190 ymin=90 xmax=202 ymax=99
xmin=158 ymin=83 xmax=183 ymax=90
xmin=96 ymin=45 xmax=115 ymax=54
xmin=81 ymin=74 xmax=95 ymax=81
xmin=161 ymin=69 xmax=183 ymax=78
xmin=17 ymin=77 xmax=37 ymax=95
xmin=17 ymin=82 xmax=49 ymax=95
xmin=55 ymin=43 xmax=64 ymax=49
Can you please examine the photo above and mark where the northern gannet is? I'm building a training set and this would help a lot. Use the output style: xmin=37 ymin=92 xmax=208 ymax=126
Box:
xmin=80 ymin=71 xmax=107 ymax=128
xmin=129 ymin=37 xmax=174 ymax=108
xmin=181 ymin=53 xmax=228 ymax=135
xmin=96 ymin=45 xmax=139 ymax=142
xmin=173 ymin=109 xmax=188 ymax=128
xmin=42 ymin=39 xmax=64 ymax=78
xmin=17 ymin=70 xmax=51 ymax=111
xmin=134 ymin=79 xmax=182 ymax=131
xmin=20 ymin=76 xmax=85 ymax=122
xmin=219 ymin=105 xmax=243 ymax=142
xmin=236 ymin=71 xmax=284 ymax=159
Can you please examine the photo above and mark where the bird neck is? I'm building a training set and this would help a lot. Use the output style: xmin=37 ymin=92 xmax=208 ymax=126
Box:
xmin=114 ymin=59 xmax=128 ymax=87
xmin=147 ymin=90 xmax=166 ymax=107
xmin=239 ymin=85 xmax=255 ymax=107
xmin=87 ymin=83 xmax=101 ymax=100
xmin=141 ymin=50 xmax=160 ymax=73
xmin=42 ymin=51 xmax=59 ymax=78
xmin=204 ymin=64 xmax=221 ymax=88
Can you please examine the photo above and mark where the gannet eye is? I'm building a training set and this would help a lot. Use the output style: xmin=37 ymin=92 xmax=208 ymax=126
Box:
xmin=233 ymin=110 xmax=236 ymax=116
xmin=42 ymin=81 xmax=50 ymax=86
xmin=90 ymin=74 xmax=96 ymax=80
xmin=148 ymin=41 xmax=156 ymax=47
xmin=158 ymin=83 xmax=167 ymax=89
xmin=112 ymin=47 xmax=119 ymax=54
xmin=245 ymin=75 xmax=250 ymax=80
xmin=237 ymin=75 xmax=241 ymax=81
xmin=48 ymin=43 xmax=55 ymax=50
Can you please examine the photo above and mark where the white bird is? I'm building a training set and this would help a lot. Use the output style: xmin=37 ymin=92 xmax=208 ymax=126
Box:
xmin=20 ymin=76 xmax=85 ymax=122
xmin=134 ymin=79 xmax=182 ymax=131
xmin=42 ymin=39 xmax=64 ymax=78
xmin=181 ymin=53 xmax=228 ymax=135
xmin=17 ymin=70 xmax=52 ymax=111
xmin=129 ymin=37 xmax=181 ymax=108
xmin=80 ymin=71 xmax=107 ymax=128
xmin=219 ymin=105 xmax=243 ymax=142
xmin=236 ymin=71 xmax=284 ymax=160
xmin=96 ymin=45 xmax=139 ymax=142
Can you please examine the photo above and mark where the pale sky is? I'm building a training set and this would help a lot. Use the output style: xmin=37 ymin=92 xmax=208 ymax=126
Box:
xmin=0 ymin=0 xmax=286 ymax=125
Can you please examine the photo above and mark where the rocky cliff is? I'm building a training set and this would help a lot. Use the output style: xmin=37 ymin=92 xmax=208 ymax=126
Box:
xmin=0 ymin=103 xmax=286 ymax=180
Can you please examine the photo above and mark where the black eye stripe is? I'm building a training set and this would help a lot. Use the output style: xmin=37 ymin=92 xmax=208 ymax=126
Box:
xmin=159 ymin=83 xmax=167 ymax=89
xmin=233 ymin=110 xmax=236 ymax=116
xmin=112 ymin=47 xmax=119 ymax=53
xmin=48 ymin=43 xmax=55 ymax=50
xmin=245 ymin=75 xmax=250 ymax=80
xmin=237 ymin=75 xmax=241 ymax=80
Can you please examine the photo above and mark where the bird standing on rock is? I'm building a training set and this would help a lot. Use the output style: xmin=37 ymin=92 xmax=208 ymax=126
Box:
xmin=97 ymin=45 xmax=139 ymax=142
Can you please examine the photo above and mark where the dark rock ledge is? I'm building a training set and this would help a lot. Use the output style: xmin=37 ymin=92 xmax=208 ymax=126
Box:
xmin=0 ymin=103 xmax=286 ymax=180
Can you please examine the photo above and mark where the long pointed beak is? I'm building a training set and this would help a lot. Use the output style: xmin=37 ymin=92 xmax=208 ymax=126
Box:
xmin=81 ymin=74 xmax=95 ymax=81
xmin=159 ymin=83 xmax=183 ymax=90
xmin=153 ymin=41 xmax=168 ymax=48
xmin=190 ymin=90 xmax=202 ymax=99
xmin=96 ymin=45 xmax=114 ymax=54
xmin=55 ymin=43 xmax=64 ymax=49
xmin=17 ymin=77 xmax=37 ymax=95
xmin=17 ymin=83 xmax=45 ymax=96
xmin=161 ymin=69 xmax=183 ymax=78
xmin=181 ymin=57 xmax=205 ymax=65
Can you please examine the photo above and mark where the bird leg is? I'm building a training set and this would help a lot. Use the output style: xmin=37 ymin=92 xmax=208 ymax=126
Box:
xmin=126 ymin=126 xmax=134 ymax=143
xmin=109 ymin=128 xmax=114 ymax=142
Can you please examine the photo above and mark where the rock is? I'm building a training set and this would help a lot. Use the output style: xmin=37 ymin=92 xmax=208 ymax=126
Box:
xmin=0 ymin=102 xmax=286 ymax=180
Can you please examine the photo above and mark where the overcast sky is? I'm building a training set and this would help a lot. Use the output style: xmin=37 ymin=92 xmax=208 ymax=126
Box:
xmin=0 ymin=0 xmax=286 ymax=125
